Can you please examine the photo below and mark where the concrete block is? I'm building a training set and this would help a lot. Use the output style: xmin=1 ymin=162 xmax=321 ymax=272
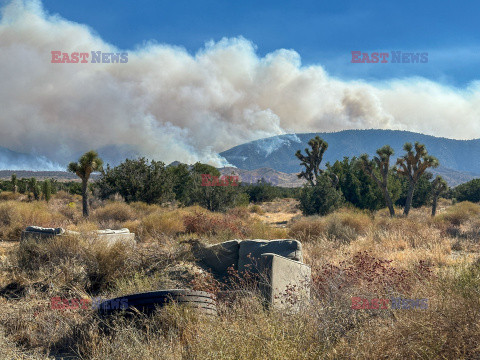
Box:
xmin=20 ymin=226 xmax=135 ymax=247
xmin=238 ymin=239 xmax=303 ymax=273
xmin=258 ymin=253 xmax=311 ymax=311
xmin=21 ymin=226 xmax=65 ymax=241
xmin=90 ymin=228 xmax=136 ymax=247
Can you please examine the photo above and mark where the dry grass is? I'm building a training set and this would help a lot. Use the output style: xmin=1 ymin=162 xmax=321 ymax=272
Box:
xmin=0 ymin=194 xmax=479 ymax=359
xmin=289 ymin=208 xmax=372 ymax=244
xmin=0 ymin=191 xmax=24 ymax=201
xmin=436 ymin=201 xmax=480 ymax=226
xmin=93 ymin=202 xmax=137 ymax=224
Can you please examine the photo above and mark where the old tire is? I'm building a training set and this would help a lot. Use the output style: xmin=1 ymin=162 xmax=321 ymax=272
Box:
xmin=98 ymin=289 xmax=217 ymax=316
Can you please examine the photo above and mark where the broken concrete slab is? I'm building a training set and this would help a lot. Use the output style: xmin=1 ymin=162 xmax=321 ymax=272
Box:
xmin=258 ymin=253 xmax=311 ymax=311
xmin=21 ymin=226 xmax=135 ymax=246
xmin=21 ymin=226 xmax=65 ymax=241
xmin=84 ymin=228 xmax=136 ymax=247
xmin=92 ymin=228 xmax=135 ymax=242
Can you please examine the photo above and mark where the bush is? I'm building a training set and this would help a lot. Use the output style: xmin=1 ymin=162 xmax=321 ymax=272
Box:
xmin=183 ymin=211 xmax=246 ymax=237
xmin=329 ymin=209 xmax=372 ymax=234
xmin=0 ymin=201 xmax=63 ymax=241
xmin=249 ymin=205 xmax=264 ymax=214
xmin=437 ymin=201 xmax=480 ymax=226
xmin=0 ymin=191 xmax=22 ymax=201
xmin=453 ymin=178 xmax=480 ymax=203
xmin=289 ymin=216 xmax=327 ymax=242
xmin=95 ymin=158 xmax=175 ymax=204
xmin=243 ymin=180 xmax=278 ymax=203
xmin=298 ymin=174 xmax=344 ymax=216
xmin=141 ymin=210 xmax=186 ymax=237
xmin=289 ymin=209 xmax=371 ymax=243
xmin=15 ymin=234 xmax=136 ymax=292
xmin=93 ymin=202 xmax=136 ymax=223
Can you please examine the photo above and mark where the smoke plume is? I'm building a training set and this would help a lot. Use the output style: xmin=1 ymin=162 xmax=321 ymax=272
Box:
xmin=1 ymin=0 xmax=479 ymax=169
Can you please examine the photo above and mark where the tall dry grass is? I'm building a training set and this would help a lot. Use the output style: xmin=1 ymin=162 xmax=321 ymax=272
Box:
xmin=0 ymin=194 xmax=479 ymax=358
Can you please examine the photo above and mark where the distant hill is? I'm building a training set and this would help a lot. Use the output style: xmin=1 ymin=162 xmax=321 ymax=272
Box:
xmin=220 ymin=129 xmax=480 ymax=186
xmin=219 ymin=167 xmax=305 ymax=187
xmin=0 ymin=170 xmax=98 ymax=181
xmin=2 ymin=130 xmax=479 ymax=187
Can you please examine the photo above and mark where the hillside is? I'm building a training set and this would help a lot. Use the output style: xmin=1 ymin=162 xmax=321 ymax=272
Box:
xmin=220 ymin=129 xmax=480 ymax=186
xmin=218 ymin=167 xmax=305 ymax=187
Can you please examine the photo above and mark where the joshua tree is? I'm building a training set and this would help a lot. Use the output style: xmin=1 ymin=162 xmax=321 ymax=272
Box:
xmin=42 ymin=179 xmax=52 ymax=203
xmin=28 ymin=177 xmax=40 ymax=201
xmin=431 ymin=175 xmax=448 ymax=217
xmin=396 ymin=142 xmax=438 ymax=216
xmin=296 ymin=136 xmax=338 ymax=186
xmin=11 ymin=174 xmax=17 ymax=193
xmin=360 ymin=145 xmax=396 ymax=217
xmin=68 ymin=150 xmax=103 ymax=217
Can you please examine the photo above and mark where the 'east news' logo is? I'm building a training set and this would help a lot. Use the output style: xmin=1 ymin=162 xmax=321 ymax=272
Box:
xmin=51 ymin=51 xmax=128 ymax=63
xmin=351 ymin=51 xmax=428 ymax=63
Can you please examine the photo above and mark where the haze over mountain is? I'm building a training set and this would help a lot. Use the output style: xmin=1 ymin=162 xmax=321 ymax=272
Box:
xmin=1 ymin=129 xmax=478 ymax=187
xmin=0 ymin=145 xmax=139 ymax=171
xmin=0 ymin=147 xmax=63 ymax=171
xmin=220 ymin=129 xmax=480 ymax=186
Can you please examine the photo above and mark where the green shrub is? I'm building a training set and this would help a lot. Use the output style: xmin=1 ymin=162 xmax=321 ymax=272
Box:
xmin=298 ymin=174 xmax=344 ymax=216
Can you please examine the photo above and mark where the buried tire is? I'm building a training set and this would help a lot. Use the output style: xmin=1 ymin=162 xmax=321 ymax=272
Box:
xmin=98 ymin=289 xmax=217 ymax=317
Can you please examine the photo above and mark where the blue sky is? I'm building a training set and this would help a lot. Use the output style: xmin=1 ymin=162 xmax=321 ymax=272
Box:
xmin=40 ymin=0 xmax=480 ymax=87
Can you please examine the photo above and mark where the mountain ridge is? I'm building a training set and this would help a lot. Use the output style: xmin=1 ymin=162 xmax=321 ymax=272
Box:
xmin=220 ymin=129 xmax=480 ymax=179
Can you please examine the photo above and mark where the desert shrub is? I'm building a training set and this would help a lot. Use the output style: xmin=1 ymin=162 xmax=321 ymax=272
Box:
xmin=141 ymin=210 xmax=186 ymax=237
xmin=226 ymin=206 xmax=251 ymax=220
xmin=289 ymin=210 xmax=371 ymax=243
xmin=324 ymin=210 xmax=372 ymax=243
xmin=313 ymin=251 xmax=432 ymax=298
xmin=15 ymin=234 xmax=136 ymax=292
xmin=95 ymin=158 xmax=175 ymax=204
xmin=243 ymin=180 xmax=278 ymax=203
xmin=80 ymin=293 xmax=327 ymax=360
xmin=93 ymin=202 xmax=136 ymax=223
xmin=16 ymin=234 xmax=85 ymax=273
xmin=249 ymin=204 xmax=264 ymax=214
xmin=327 ymin=156 xmax=388 ymax=210
xmin=453 ymin=178 xmax=480 ymax=203
xmin=324 ymin=216 xmax=359 ymax=243
xmin=0 ymin=201 xmax=63 ymax=241
xmin=189 ymin=181 xmax=249 ymax=212
xmin=183 ymin=212 xmax=247 ymax=237
xmin=298 ymin=174 xmax=344 ymax=216
xmin=0 ymin=191 xmax=22 ymax=201
xmin=121 ymin=219 xmax=141 ymax=237
xmin=245 ymin=221 xmax=289 ymax=240
xmin=333 ymin=210 xmax=372 ymax=233
xmin=54 ymin=190 xmax=80 ymax=202
xmin=0 ymin=327 xmax=47 ymax=359
xmin=59 ymin=201 xmax=81 ymax=222
xmin=0 ymin=294 xmax=96 ymax=356
xmin=128 ymin=201 xmax=160 ymax=216
xmin=289 ymin=216 xmax=327 ymax=242
xmin=437 ymin=201 xmax=480 ymax=226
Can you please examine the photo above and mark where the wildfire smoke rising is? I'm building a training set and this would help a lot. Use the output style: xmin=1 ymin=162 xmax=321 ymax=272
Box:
xmin=1 ymin=0 xmax=479 ymax=168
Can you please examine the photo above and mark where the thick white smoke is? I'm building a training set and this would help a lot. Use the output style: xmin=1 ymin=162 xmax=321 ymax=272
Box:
xmin=1 ymin=0 xmax=479 ymax=169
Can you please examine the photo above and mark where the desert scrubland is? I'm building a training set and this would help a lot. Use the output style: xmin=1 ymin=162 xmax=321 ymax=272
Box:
xmin=0 ymin=191 xmax=479 ymax=359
